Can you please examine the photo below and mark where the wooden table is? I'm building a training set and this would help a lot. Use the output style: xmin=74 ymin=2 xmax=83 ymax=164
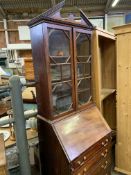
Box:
xmin=0 ymin=134 xmax=7 ymax=175
xmin=0 ymin=127 xmax=38 ymax=148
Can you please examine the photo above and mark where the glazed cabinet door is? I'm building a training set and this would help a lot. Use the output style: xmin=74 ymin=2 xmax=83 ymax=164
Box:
xmin=73 ymin=28 xmax=92 ymax=109
xmin=45 ymin=24 xmax=75 ymax=118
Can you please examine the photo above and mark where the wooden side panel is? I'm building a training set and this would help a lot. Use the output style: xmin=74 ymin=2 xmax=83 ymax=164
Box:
xmin=38 ymin=118 xmax=70 ymax=175
xmin=92 ymin=30 xmax=102 ymax=109
xmin=30 ymin=24 xmax=52 ymax=118
xmin=100 ymin=37 xmax=116 ymax=89
xmin=102 ymin=93 xmax=116 ymax=130
xmin=116 ymin=31 xmax=131 ymax=173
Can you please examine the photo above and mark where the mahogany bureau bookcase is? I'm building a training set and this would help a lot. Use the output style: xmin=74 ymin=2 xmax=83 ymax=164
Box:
xmin=28 ymin=1 xmax=113 ymax=175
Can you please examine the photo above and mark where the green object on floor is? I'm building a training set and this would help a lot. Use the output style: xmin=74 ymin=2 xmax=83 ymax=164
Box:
xmin=23 ymin=103 xmax=37 ymax=111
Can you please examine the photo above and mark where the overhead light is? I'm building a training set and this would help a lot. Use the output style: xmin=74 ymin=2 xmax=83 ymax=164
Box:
xmin=112 ymin=0 xmax=120 ymax=7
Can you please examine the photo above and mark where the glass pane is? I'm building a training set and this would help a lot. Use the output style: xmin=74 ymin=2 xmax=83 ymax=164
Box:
xmin=48 ymin=29 xmax=70 ymax=56
xmin=48 ymin=27 xmax=73 ymax=116
xmin=51 ymin=65 xmax=61 ymax=82
xmin=77 ymin=78 xmax=91 ymax=105
xmin=76 ymin=33 xmax=90 ymax=56
xmin=77 ymin=56 xmax=89 ymax=62
xmin=78 ymin=90 xmax=91 ymax=105
xmin=78 ymin=78 xmax=91 ymax=91
xmin=52 ymin=83 xmax=72 ymax=115
xmin=77 ymin=63 xmax=84 ymax=77
xmin=50 ymin=56 xmax=70 ymax=64
xmin=62 ymin=64 xmax=71 ymax=80
xmin=76 ymin=32 xmax=92 ymax=106
xmin=84 ymin=63 xmax=91 ymax=76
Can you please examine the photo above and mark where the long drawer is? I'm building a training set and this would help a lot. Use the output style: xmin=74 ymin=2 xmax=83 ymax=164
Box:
xmin=91 ymin=157 xmax=112 ymax=175
xmin=72 ymin=149 xmax=112 ymax=175
xmin=71 ymin=133 xmax=112 ymax=173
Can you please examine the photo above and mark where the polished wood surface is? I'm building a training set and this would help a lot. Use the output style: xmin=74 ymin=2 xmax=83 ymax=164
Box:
xmin=0 ymin=128 xmax=38 ymax=148
xmin=54 ymin=105 xmax=111 ymax=161
xmin=38 ymin=105 xmax=112 ymax=175
xmin=0 ymin=134 xmax=7 ymax=175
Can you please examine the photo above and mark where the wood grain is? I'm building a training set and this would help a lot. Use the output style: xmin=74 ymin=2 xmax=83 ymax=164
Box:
xmin=114 ymin=24 xmax=131 ymax=173
xmin=0 ymin=134 xmax=7 ymax=175
xmin=92 ymin=28 xmax=116 ymax=130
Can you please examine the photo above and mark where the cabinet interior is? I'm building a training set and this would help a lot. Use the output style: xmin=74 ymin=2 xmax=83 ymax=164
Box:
xmin=98 ymin=35 xmax=116 ymax=129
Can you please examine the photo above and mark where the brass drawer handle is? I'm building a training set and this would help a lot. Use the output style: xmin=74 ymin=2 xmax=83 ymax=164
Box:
xmin=101 ymin=161 xmax=108 ymax=169
xmin=101 ymin=149 xmax=108 ymax=158
xmin=71 ymin=167 xmax=74 ymax=172
xmin=83 ymin=167 xmax=87 ymax=172
xmin=77 ymin=161 xmax=84 ymax=166
xmin=83 ymin=156 xmax=87 ymax=161
xmin=102 ymin=139 xmax=109 ymax=147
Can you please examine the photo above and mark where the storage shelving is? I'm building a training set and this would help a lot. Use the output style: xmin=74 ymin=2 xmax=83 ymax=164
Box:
xmin=92 ymin=27 xmax=116 ymax=130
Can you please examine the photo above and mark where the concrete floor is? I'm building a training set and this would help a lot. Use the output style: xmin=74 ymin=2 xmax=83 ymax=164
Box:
xmin=112 ymin=170 xmax=124 ymax=175
xmin=9 ymin=167 xmax=124 ymax=175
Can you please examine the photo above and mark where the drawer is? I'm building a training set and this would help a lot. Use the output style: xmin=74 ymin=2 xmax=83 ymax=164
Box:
xmin=90 ymin=154 xmax=112 ymax=175
xmin=72 ymin=150 xmax=112 ymax=175
xmin=71 ymin=133 xmax=112 ymax=172
xmin=104 ymin=166 xmax=112 ymax=175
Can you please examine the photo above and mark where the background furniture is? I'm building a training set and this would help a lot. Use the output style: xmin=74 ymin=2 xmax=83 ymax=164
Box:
xmin=114 ymin=23 xmax=131 ymax=174
xmin=0 ymin=134 xmax=7 ymax=175
xmin=29 ymin=2 xmax=113 ymax=175
xmin=92 ymin=27 xmax=116 ymax=130
xmin=24 ymin=58 xmax=35 ymax=81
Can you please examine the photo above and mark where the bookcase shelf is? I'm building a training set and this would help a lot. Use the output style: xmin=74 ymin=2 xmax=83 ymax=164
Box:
xmin=101 ymin=88 xmax=116 ymax=101
xmin=92 ymin=27 xmax=116 ymax=130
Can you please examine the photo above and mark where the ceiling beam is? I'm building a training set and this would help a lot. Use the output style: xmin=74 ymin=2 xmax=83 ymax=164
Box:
xmin=105 ymin=0 xmax=113 ymax=12
xmin=4 ymin=5 xmax=105 ymax=14
xmin=108 ymin=5 xmax=131 ymax=12
xmin=62 ymin=5 xmax=105 ymax=13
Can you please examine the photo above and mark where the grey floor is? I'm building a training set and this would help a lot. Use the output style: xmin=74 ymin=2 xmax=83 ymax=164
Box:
xmin=112 ymin=170 xmax=124 ymax=175
xmin=9 ymin=167 xmax=124 ymax=175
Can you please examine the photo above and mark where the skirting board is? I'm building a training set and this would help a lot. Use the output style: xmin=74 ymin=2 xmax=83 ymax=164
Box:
xmin=115 ymin=167 xmax=131 ymax=175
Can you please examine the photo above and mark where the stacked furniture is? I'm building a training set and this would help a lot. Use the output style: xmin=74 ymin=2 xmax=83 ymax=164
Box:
xmin=29 ymin=1 xmax=113 ymax=174
xmin=24 ymin=58 xmax=35 ymax=81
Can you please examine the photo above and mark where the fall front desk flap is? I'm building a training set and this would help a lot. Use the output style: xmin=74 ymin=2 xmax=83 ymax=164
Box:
xmin=53 ymin=105 xmax=111 ymax=161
